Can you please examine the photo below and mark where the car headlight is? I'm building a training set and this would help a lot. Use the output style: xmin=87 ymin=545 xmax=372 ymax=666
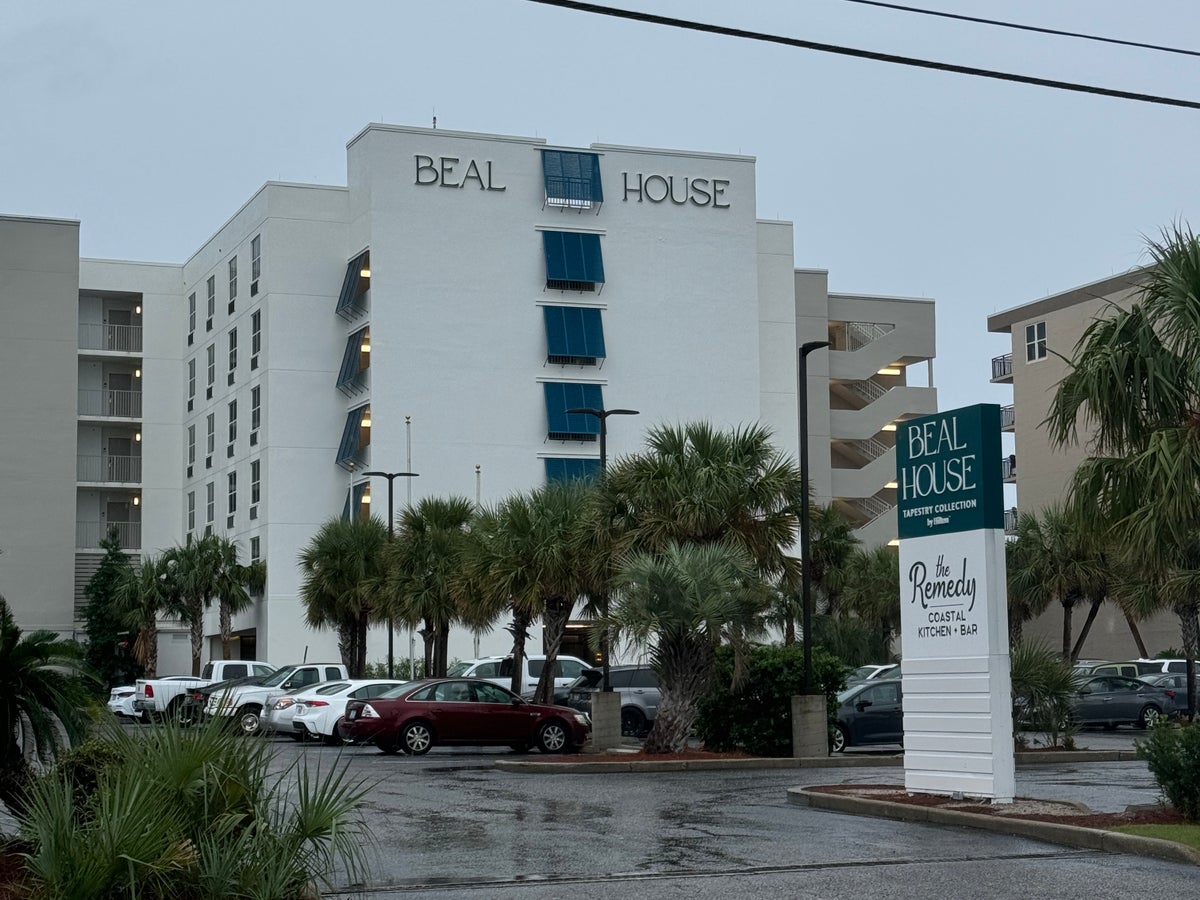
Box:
xmin=573 ymin=713 xmax=590 ymax=726
xmin=274 ymin=698 xmax=294 ymax=710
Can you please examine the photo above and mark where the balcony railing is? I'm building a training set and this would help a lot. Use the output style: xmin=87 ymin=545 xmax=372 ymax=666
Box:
xmin=850 ymin=495 xmax=894 ymax=523
xmin=992 ymin=353 xmax=1013 ymax=381
xmin=78 ymin=389 xmax=142 ymax=418
xmin=76 ymin=520 xmax=141 ymax=550
xmin=1004 ymin=507 xmax=1019 ymax=535
xmin=843 ymin=378 xmax=888 ymax=404
xmin=844 ymin=321 xmax=894 ymax=351
xmin=846 ymin=438 xmax=891 ymax=461
xmin=77 ymin=454 xmax=142 ymax=483
xmin=1002 ymin=456 xmax=1017 ymax=481
xmin=79 ymin=323 xmax=143 ymax=353
xmin=1000 ymin=404 xmax=1015 ymax=430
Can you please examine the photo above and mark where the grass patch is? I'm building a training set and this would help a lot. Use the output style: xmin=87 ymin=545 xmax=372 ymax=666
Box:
xmin=1111 ymin=824 xmax=1200 ymax=849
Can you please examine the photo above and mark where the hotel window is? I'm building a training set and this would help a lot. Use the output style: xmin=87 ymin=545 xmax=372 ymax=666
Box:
xmin=342 ymin=481 xmax=370 ymax=521
xmin=336 ymin=404 xmax=371 ymax=470
xmin=250 ymin=234 xmax=261 ymax=294
xmin=228 ymin=471 xmax=237 ymax=514
xmin=250 ymin=385 xmax=261 ymax=445
xmin=250 ymin=535 xmax=260 ymax=562
xmin=227 ymin=327 xmax=237 ymax=384
xmin=542 ymin=231 xmax=605 ymax=292
xmin=206 ymin=482 xmax=215 ymax=523
xmin=251 ymin=459 xmax=261 ymax=504
xmin=206 ymin=276 xmax=215 ymax=331
xmin=1025 ymin=321 xmax=1047 ymax=362
xmin=543 ymin=382 xmax=603 ymax=442
xmin=251 ymin=309 xmax=261 ymax=368
xmin=228 ymin=256 xmax=238 ymax=313
xmin=187 ymin=424 xmax=196 ymax=468
xmin=206 ymin=344 xmax=215 ymax=398
xmin=543 ymin=306 xmax=605 ymax=366
xmin=540 ymin=150 xmax=603 ymax=210
xmin=544 ymin=457 xmax=601 ymax=483
xmin=336 ymin=326 xmax=370 ymax=394
xmin=228 ymin=399 xmax=237 ymax=450
xmin=206 ymin=413 xmax=215 ymax=457
xmin=188 ymin=292 xmax=196 ymax=344
xmin=335 ymin=249 xmax=370 ymax=319
xmin=187 ymin=491 xmax=195 ymax=531
xmin=187 ymin=358 xmax=196 ymax=410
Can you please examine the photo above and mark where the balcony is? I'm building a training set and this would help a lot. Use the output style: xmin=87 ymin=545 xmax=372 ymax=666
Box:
xmin=76 ymin=520 xmax=141 ymax=550
xmin=1004 ymin=507 xmax=1019 ymax=535
xmin=78 ymin=323 xmax=143 ymax=353
xmin=79 ymin=389 xmax=142 ymax=419
xmin=77 ymin=454 xmax=142 ymax=484
xmin=1001 ymin=404 xmax=1015 ymax=432
xmin=1002 ymin=455 xmax=1017 ymax=483
xmin=991 ymin=353 xmax=1013 ymax=383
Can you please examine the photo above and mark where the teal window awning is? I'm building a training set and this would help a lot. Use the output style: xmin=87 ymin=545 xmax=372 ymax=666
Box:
xmin=542 ymin=231 xmax=605 ymax=290
xmin=541 ymin=150 xmax=603 ymax=207
xmin=544 ymin=457 xmax=601 ymax=483
xmin=543 ymin=306 xmax=605 ymax=365
xmin=342 ymin=481 xmax=370 ymax=520
xmin=335 ymin=250 xmax=370 ymax=319
xmin=336 ymin=405 xmax=370 ymax=470
xmin=543 ymin=382 xmax=603 ymax=441
xmin=337 ymin=326 xmax=370 ymax=395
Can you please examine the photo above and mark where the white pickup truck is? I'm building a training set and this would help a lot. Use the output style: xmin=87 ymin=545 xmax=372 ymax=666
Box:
xmin=203 ymin=662 xmax=349 ymax=734
xmin=134 ymin=659 xmax=275 ymax=720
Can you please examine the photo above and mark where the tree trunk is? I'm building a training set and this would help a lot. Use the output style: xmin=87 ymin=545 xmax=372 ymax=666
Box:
xmin=420 ymin=618 xmax=436 ymax=678
xmin=1124 ymin=608 xmax=1149 ymax=658
xmin=1060 ymin=597 xmax=1075 ymax=660
xmin=336 ymin=623 xmax=354 ymax=673
xmin=220 ymin=600 xmax=233 ymax=659
xmin=508 ymin=611 xmax=531 ymax=695
xmin=1176 ymin=600 xmax=1200 ymax=720
xmin=189 ymin=599 xmax=204 ymax=676
xmin=0 ymin=737 xmax=33 ymax=819
xmin=1070 ymin=595 xmax=1105 ymax=663
xmin=643 ymin=635 xmax=715 ymax=754
xmin=784 ymin=614 xmax=796 ymax=646
xmin=533 ymin=596 xmax=572 ymax=704
xmin=435 ymin=627 xmax=450 ymax=678
xmin=355 ymin=610 xmax=369 ymax=677
xmin=1009 ymin=616 xmax=1023 ymax=650
xmin=136 ymin=619 xmax=159 ymax=679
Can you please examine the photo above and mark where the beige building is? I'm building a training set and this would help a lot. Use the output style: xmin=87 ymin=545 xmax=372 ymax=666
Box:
xmin=987 ymin=269 xmax=1176 ymax=659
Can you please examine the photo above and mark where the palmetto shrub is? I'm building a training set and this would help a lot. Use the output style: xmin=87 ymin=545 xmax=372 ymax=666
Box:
xmin=19 ymin=719 xmax=373 ymax=899
xmin=1137 ymin=722 xmax=1200 ymax=821
xmin=1010 ymin=640 xmax=1078 ymax=748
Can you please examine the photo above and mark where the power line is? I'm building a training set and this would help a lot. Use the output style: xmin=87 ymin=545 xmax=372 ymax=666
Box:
xmin=525 ymin=0 xmax=1200 ymax=110
xmin=840 ymin=0 xmax=1200 ymax=59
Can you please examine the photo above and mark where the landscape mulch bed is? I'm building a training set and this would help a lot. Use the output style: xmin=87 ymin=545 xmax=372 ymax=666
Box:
xmin=544 ymin=749 xmax=755 ymax=764
xmin=809 ymin=783 xmax=1188 ymax=829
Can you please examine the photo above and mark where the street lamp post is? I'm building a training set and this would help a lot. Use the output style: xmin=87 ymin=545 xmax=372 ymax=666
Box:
xmin=363 ymin=469 xmax=419 ymax=678
xmin=565 ymin=406 xmax=638 ymax=693
xmin=798 ymin=340 xmax=830 ymax=694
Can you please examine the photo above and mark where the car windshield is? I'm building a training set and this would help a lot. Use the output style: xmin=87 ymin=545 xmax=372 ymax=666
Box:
xmin=377 ymin=683 xmax=413 ymax=700
xmin=258 ymin=666 xmax=299 ymax=688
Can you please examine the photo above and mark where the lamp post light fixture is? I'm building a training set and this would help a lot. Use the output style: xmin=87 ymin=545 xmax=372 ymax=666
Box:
xmin=798 ymin=340 xmax=830 ymax=694
xmin=564 ymin=406 xmax=638 ymax=693
xmin=363 ymin=469 xmax=419 ymax=678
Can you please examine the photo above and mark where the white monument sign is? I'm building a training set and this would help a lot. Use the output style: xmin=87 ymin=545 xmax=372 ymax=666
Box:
xmin=896 ymin=403 xmax=1015 ymax=802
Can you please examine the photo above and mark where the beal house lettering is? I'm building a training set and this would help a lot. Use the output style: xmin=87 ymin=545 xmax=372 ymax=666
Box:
xmin=414 ymin=155 xmax=506 ymax=191
xmin=899 ymin=415 xmax=978 ymax=518
xmin=622 ymin=172 xmax=730 ymax=208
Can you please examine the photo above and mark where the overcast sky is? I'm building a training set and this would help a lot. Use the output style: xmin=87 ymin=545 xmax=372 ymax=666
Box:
xmin=4 ymin=0 xmax=1198 ymax=414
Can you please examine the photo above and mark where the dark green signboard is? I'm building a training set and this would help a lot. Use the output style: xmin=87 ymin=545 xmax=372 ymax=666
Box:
xmin=895 ymin=403 xmax=1003 ymax=539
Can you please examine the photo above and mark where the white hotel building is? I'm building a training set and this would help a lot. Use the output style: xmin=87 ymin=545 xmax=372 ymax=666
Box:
xmin=0 ymin=124 xmax=936 ymax=673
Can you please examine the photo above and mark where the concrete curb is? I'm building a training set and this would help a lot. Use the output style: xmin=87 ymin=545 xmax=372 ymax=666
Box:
xmin=787 ymin=787 xmax=1200 ymax=867
xmin=494 ymin=749 xmax=1138 ymax=774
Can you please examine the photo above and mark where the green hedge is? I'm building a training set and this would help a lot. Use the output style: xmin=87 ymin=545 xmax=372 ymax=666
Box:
xmin=1138 ymin=723 xmax=1200 ymax=822
xmin=696 ymin=644 xmax=846 ymax=756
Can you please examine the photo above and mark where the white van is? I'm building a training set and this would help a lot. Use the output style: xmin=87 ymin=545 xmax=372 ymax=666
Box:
xmin=449 ymin=654 xmax=591 ymax=696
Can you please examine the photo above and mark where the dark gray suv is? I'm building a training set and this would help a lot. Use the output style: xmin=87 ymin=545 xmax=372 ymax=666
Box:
xmin=565 ymin=665 xmax=661 ymax=737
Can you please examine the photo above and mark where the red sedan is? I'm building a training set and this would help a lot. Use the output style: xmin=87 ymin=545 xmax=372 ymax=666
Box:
xmin=340 ymin=678 xmax=591 ymax=755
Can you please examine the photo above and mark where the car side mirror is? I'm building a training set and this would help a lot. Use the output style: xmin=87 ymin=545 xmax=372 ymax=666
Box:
xmin=856 ymin=700 xmax=872 ymax=711
xmin=511 ymin=698 xmax=522 ymax=707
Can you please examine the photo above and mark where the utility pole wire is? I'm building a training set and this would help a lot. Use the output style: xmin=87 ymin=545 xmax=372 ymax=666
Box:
xmin=840 ymin=0 xmax=1200 ymax=60
xmin=525 ymin=0 xmax=1200 ymax=110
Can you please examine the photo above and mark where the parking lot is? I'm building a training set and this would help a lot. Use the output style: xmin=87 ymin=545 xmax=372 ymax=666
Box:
xmin=247 ymin=729 xmax=1196 ymax=899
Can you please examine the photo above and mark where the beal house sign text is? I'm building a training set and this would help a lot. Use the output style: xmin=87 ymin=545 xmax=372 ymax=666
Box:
xmin=414 ymin=155 xmax=506 ymax=191
xmin=622 ymin=172 xmax=730 ymax=208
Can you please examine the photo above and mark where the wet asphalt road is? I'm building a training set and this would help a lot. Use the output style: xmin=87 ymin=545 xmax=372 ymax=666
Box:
xmin=253 ymin=728 xmax=1200 ymax=900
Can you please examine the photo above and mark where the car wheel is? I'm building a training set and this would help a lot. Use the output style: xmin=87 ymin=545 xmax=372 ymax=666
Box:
xmin=831 ymin=724 xmax=848 ymax=754
xmin=620 ymin=707 xmax=646 ymax=737
xmin=537 ymin=720 xmax=569 ymax=754
xmin=237 ymin=706 xmax=262 ymax=735
xmin=1138 ymin=705 xmax=1164 ymax=729
xmin=402 ymin=721 xmax=433 ymax=755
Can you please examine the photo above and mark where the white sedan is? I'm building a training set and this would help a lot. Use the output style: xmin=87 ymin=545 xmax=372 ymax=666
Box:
xmin=107 ymin=685 xmax=142 ymax=721
xmin=264 ymin=681 xmax=353 ymax=738
xmin=292 ymin=680 xmax=407 ymax=745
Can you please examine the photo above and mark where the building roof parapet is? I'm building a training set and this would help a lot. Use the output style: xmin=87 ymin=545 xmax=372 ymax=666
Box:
xmin=987 ymin=268 xmax=1149 ymax=334
xmin=348 ymin=122 xmax=548 ymax=149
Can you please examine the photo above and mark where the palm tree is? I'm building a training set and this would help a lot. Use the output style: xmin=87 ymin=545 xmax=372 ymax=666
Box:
xmin=1003 ymin=531 xmax=1052 ymax=648
xmin=111 ymin=554 xmax=183 ymax=679
xmin=807 ymin=503 xmax=861 ymax=623
xmin=209 ymin=536 xmax=264 ymax=660
xmin=839 ymin=545 xmax=901 ymax=651
xmin=605 ymin=541 xmax=770 ymax=754
xmin=1006 ymin=505 xmax=1105 ymax=661
xmin=297 ymin=516 xmax=389 ymax=677
xmin=382 ymin=496 xmax=477 ymax=678
xmin=1047 ymin=224 xmax=1200 ymax=713
xmin=464 ymin=482 xmax=592 ymax=702
xmin=603 ymin=421 xmax=805 ymax=583
xmin=0 ymin=597 xmax=92 ymax=818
